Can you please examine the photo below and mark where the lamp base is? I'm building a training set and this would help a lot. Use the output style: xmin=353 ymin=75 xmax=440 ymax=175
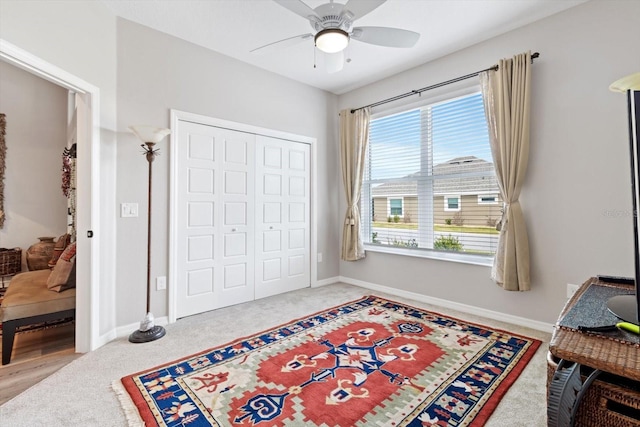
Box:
xmin=129 ymin=325 xmax=166 ymax=343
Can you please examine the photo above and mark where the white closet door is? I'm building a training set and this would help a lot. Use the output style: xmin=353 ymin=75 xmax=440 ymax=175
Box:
xmin=255 ymin=135 xmax=310 ymax=299
xmin=176 ymin=122 xmax=254 ymax=318
xmin=219 ymin=128 xmax=255 ymax=308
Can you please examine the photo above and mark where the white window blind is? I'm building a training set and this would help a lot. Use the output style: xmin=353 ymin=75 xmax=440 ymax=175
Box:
xmin=362 ymin=92 xmax=500 ymax=256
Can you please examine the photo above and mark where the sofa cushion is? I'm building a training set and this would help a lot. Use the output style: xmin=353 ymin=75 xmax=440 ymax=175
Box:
xmin=0 ymin=270 xmax=75 ymax=322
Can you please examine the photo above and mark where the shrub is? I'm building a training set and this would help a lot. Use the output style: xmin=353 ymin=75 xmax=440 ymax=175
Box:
xmin=434 ymin=234 xmax=463 ymax=251
xmin=486 ymin=216 xmax=498 ymax=227
xmin=445 ymin=218 xmax=452 ymax=225
xmin=387 ymin=216 xmax=392 ymax=223
xmin=403 ymin=213 xmax=412 ymax=223
xmin=452 ymin=212 xmax=465 ymax=226
xmin=389 ymin=237 xmax=418 ymax=248
xmin=393 ymin=215 xmax=400 ymax=223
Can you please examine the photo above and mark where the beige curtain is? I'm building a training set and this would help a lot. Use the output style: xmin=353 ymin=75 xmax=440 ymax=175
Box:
xmin=480 ymin=52 xmax=532 ymax=291
xmin=340 ymin=107 xmax=371 ymax=261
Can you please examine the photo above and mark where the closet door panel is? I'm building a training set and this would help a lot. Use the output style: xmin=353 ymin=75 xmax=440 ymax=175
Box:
xmin=218 ymin=129 xmax=255 ymax=308
xmin=176 ymin=121 xmax=220 ymax=318
xmin=176 ymin=122 xmax=255 ymax=318
xmin=255 ymin=136 xmax=310 ymax=299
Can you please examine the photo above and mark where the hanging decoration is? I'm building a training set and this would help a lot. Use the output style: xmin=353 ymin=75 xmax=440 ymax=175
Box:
xmin=62 ymin=143 xmax=77 ymax=240
xmin=61 ymin=143 xmax=76 ymax=197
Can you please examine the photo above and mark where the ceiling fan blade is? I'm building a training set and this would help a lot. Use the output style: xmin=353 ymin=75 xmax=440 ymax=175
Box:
xmin=342 ymin=0 xmax=386 ymax=20
xmin=324 ymin=51 xmax=344 ymax=74
xmin=351 ymin=26 xmax=420 ymax=48
xmin=251 ymin=33 xmax=313 ymax=54
xmin=273 ymin=0 xmax=319 ymax=20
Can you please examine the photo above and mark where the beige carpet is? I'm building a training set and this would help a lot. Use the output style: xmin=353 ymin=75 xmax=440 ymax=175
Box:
xmin=0 ymin=282 xmax=551 ymax=426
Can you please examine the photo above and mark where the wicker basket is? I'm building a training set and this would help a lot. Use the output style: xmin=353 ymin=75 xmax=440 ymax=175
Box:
xmin=548 ymin=352 xmax=640 ymax=427
xmin=0 ymin=247 xmax=21 ymax=276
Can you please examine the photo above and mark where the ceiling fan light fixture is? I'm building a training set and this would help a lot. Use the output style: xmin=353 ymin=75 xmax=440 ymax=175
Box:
xmin=314 ymin=28 xmax=349 ymax=53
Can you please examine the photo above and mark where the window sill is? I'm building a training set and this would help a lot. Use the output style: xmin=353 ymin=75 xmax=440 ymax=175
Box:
xmin=363 ymin=243 xmax=494 ymax=267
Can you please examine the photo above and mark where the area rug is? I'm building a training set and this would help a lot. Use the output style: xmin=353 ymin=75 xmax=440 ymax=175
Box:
xmin=114 ymin=295 xmax=540 ymax=427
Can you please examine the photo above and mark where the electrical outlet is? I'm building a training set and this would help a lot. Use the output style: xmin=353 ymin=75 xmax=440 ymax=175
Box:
xmin=156 ymin=276 xmax=166 ymax=291
xmin=567 ymin=283 xmax=579 ymax=299
xmin=317 ymin=253 xmax=323 ymax=263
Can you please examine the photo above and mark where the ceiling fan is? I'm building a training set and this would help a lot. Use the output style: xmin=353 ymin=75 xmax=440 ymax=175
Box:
xmin=251 ymin=0 xmax=420 ymax=73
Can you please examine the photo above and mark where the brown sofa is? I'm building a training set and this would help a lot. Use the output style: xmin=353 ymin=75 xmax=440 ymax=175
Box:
xmin=0 ymin=270 xmax=75 ymax=365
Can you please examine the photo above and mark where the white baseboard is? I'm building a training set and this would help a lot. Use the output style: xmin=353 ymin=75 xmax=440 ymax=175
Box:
xmin=98 ymin=277 xmax=551 ymax=347
xmin=312 ymin=276 xmax=340 ymax=288
xmin=338 ymin=275 xmax=553 ymax=333
xmin=96 ymin=330 xmax=117 ymax=348
xmin=114 ymin=316 xmax=170 ymax=339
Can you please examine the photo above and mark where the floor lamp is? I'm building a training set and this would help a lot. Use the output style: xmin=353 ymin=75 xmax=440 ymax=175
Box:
xmin=128 ymin=125 xmax=171 ymax=343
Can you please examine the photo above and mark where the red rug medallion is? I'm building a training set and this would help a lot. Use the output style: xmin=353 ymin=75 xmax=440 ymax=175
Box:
xmin=116 ymin=296 xmax=540 ymax=426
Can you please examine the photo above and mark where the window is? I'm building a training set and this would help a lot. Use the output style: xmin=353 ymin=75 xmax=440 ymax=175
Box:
xmin=361 ymin=92 xmax=499 ymax=257
xmin=389 ymin=198 xmax=403 ymax=216
xmin=444 ymin=195 xmax=460 ymax=211
xmin=478 ymin=194 xmax=499 ymax=205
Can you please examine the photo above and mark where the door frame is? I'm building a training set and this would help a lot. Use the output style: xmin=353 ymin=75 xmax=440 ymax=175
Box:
xmin=0 ymin=39 xmax=102 ymax=352
xmin=168 ymin=109 xmax=318 ymax=323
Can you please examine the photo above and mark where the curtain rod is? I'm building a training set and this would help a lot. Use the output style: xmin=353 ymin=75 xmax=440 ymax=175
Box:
xmin=350 ymin=52 xmax=539 ymax=113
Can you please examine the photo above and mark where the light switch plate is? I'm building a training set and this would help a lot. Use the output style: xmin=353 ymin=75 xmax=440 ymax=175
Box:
xmin=121 ymin=203 xmax=139 ymax=218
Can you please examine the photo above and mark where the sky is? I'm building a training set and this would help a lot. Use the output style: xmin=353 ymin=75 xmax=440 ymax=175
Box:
xmin=368 ymin=92 xmax=492 ymax=181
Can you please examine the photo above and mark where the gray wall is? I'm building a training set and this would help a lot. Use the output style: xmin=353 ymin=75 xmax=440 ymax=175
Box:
xmin=337 ymin=0 xmax=640 ymax=324
xmin=115 ymin=19 xmax=340 ymax=325
xmin=0 ymin=0 xmax=117 ymax=130
xmin=0 ymin=61 xmax=69 ymax=266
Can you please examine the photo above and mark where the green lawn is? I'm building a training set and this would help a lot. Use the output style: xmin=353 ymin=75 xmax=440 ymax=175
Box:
xmin=372 ymin=222 xmax=416 ymax=230
xmin=372 ymin=222 xmax=499 ymax=235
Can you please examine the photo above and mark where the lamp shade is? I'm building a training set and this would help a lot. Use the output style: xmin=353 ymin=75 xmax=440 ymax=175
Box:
xmin=129 ymin=125 xmax=171 ymax=144
xmin=610 ymin=72 xmax=640 ymax=92
xmin=315 ymin=29 xmax=349 ymax=53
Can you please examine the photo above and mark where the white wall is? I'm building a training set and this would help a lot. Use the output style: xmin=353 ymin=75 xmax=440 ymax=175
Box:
xmin=337 ymin=0 xmax=640 ymax=324
xmin=0 ymin=61 xmax=68 ymax=266
xmin=115 ymin=19 xmax=340 ymax=326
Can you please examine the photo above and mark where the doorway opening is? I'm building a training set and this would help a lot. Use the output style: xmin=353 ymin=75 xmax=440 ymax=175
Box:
xmin=0 ymin=39 xmax=104 ymax=356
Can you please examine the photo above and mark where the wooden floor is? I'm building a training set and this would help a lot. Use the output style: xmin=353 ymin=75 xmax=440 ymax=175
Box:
xmin=0 ymin=323 xmax=79 ymax=405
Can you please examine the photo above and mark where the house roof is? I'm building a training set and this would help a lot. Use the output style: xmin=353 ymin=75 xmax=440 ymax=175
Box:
xmin=371 ymin=156 xmax=499 ymax=196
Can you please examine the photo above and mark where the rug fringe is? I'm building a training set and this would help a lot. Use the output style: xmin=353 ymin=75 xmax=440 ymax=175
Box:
xmin=111 ymin=380 xmax=145 ymax=427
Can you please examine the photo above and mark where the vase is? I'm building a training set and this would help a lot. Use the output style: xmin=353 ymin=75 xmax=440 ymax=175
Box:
xmin=26 ymin=237 xmax=56 ymax=271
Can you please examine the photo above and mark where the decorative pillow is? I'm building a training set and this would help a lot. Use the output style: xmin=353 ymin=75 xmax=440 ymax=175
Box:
xmin=48 ymin=233 xmax=71 ymax=268
xmin=60 ymin=240 xmax=76 ymax=261
xmin=47 ymin=242 xmax=76 ymax=292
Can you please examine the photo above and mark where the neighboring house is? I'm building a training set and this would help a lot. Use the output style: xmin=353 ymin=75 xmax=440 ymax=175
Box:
xmin=371 ymin=156 xmax=502 ymax=227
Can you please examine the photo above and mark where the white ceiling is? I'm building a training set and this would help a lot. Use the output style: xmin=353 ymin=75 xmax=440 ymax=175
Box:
xmin=102 ymin=0 xmax=586 ymax=95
